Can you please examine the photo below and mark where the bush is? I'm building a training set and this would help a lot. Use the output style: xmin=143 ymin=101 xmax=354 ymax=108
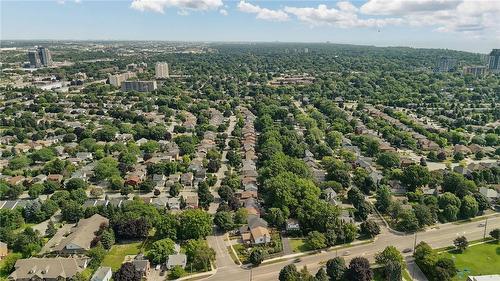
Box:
xmin=168 ymin=265 xmax=186 ymax=279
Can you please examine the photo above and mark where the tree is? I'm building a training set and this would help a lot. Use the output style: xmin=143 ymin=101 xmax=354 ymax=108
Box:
xmin=473 ymin=192 xmax=490 ymax=214
xmin=315 ymin=268 xmax=328 ymax=281
xmin=376 ymin=246 xmax=404 ymax=281
xmin=148 ymin=238 xmax=175 ymax=264
xmin=28 ymin=184 xmax=44 ymax=199
xmin=375 ymin=185 xmax=392 ymax=213
xmin=396 ymin=209 xmax=419 ymax=232
xmin=198 ymin=181 xmax=214 ymax=210
xmin=214 ymin=211 xmax=234 ymax=231
xmin=139 ymin=179 xmax=154 ymax=193
xmin=169 ymin=265 xmax=186 ymax=279
xmin=326 ymin=257 xmax=346 ymax=281
xmin=101 ymin=230 xmax=115 ymax=250
xmin=155 ymin=213 xmax=179 ymax=240
xmin=325 ymin=130 xmax=343 ymax=149
xmin=377 ymin=152 xmax=400 ymax=169
xmin=88 ymin=244 xmax=106 ymax=269
xmin=305 ymin=231 xmax=327 ymax=250
xmin=400 ymin=165 xmax=430 ymax=192
xmin=94 ymin=157 xmax=120 ymax=181
xmin=345 ymin=257 xmax=372 ymax=281
xmin=360 ymin=220 xmax=380 ymax=238
xmin=438 ymin=192 xmax=461 ymax=209
xmin=114 ymin=262 xmax=142 ymax=281
xmin=375 ymin=245 xmax=404 ymax=267
xmin=0 ymin=253 xmax=21 ymax=276
xmin=178 ymin=209 xmax=212 ymax=240
xmin=487 ymin=228 xmax=500 ymax=244
xmin=453 ymin=236 xmax=468 ymax=253
xmin=90 ymin=187 xmax=104 ymax=198
xmin=266 ymin=208 xmax=286 ymax=228
xmin=249 ymin=248 xmax=265 ymax=266
xmin=354 ymin=201 xmax=372 ymax=221
xmin=460 ymin=195 xmax=478 ymax=219
xmin=45 ymin=220 xmax=57 ymax=237
xmin=413 ymin=204 xmax=434 ymax=227
xmin=65 ymin=178 xmax=87 ymax=191
xmin=442 ymin=205 xmax=459 ymax=222
xmin=279 ymin=264 xmax=300 ymax=281
xmin=184 ymin=239 xmax=215 ymax=271
xmin=61 ymin=200 xmax=83 ymax=223
xmin=434 ymin=257 xmax=457 ymax=281
xmin=169 ymin=182 xmax=181 ymax=197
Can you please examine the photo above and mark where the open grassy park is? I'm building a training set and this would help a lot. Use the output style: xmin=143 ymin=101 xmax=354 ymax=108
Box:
xmin=438 ymin=241 xmax=500 ymax=280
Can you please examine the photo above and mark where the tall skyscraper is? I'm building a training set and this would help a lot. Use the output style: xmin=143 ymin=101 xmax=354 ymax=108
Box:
xmin=27 ymin=51 xmax=41 ymax=68
xmin=38 ymin=47 xmax=52 ymax=66
xmin=435 ymin=56 xmax=456 ymax=73
xmin=488 ymin=49 xmax=500 ymax=74
xmin=155 ymin=62 xmax=169 ymax=79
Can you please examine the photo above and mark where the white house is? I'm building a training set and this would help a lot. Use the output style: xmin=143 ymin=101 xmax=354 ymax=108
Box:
xmin=91 ymin=267 xmax=112 ymax=281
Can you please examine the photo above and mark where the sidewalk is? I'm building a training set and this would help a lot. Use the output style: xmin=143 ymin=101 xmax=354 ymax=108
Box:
xmin=405 ymin=258 xmax=428 ymax=281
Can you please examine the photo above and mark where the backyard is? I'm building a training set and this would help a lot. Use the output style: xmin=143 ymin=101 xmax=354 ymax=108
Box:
xmin=101 ymin=241 xmax=143 ymax=271
xmin=438 ymin=241 xmax=500 ymax=280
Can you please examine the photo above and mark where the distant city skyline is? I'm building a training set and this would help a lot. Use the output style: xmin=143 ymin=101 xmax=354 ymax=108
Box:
xmin=1 ymin=0 xmax=499 ymax=53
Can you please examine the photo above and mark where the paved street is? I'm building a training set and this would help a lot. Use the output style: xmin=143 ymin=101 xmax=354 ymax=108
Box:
xmin=207 ymin=230 xmax=235 ymax=269
xmin=208 ymin=115 xmax=237 ymax=214
xmin=203 ymin=216 xmax=500 ymax=281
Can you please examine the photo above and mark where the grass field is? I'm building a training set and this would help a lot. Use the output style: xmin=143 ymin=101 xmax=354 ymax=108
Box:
xmin=438 ymin=241 xmax=500 ymax=281
xmin=289 ymin=238 xmax=310 ymax=253
xmin=102 ymin=242 xmax=143 ymax=271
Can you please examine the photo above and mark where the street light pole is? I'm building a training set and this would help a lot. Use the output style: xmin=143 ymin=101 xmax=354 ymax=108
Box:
xmin=483 ymin=217 xmax=488 ymax=239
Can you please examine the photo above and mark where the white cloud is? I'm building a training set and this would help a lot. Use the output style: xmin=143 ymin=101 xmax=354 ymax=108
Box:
xmin=130 ymin=0 xmax=223 ymax=14
xmin=284 ymin=3 xmax=402 ymax=28
xmin=360 ymin=0 xmax=460 ymax=16
xmin=360 ymin=0 xmax=500 ymax=34
xmin=219 ymin=9 xmax=228 ymax=16
xmin=237 ymin=1 xmax=289 ymax=21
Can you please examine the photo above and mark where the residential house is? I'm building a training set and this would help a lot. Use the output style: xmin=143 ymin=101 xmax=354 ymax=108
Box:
xmin=91 ymin=267 xmax=112 ymax=281
xmin=167 ymin=197 xmax=181 ymax=210
xmin=184 ymin=194 xmax=199 ymax=209
xmin=166 ymin=254 xmax=187 ymax=269
xmin=285 ymin=219 xmax=300 ymax=232
xmin=181 ymin=172 xmax=194 ymax=187
xmin=479 ymin=187 xmax=498 ymax=202
xmin=240 ymin=215 xmax=271 ymax=245
xmin=9 ymin=257 xmax=88 ymax=281
xmin=47 ymin=174 xmax=63 ymax=183
xmin=53 ymin=214 xmax=109 ymax=254
xmin=323 ymin=188 xmax=338 ymax=205
xmin=132 ymin=255 xmax=150 ymax=278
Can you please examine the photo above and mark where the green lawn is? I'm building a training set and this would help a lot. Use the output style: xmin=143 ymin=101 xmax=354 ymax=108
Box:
xmin=102 ymin=242 xmax=143 ymax=271
xmin=438 ymin=241 xmax=500 ymax=281
xmin=289 ymin=238 xmax=310 ymax=253
xmin=232 ymin=244 xmax=249 ymax=264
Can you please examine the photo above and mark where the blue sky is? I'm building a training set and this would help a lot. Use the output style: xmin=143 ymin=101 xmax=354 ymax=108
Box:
xmin=1 ymin=0 xmax=499 ymax=53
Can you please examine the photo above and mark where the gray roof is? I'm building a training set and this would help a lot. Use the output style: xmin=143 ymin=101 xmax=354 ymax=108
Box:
xmin=167 ymin=254 xmax=187 ymax=267
xmin=91 ymin=267 xmax=111 ymax=281
xmin=9 ymin=258 xmax=87 ymax=280
xmin=53 ymin=214 xmax=109 ymax=253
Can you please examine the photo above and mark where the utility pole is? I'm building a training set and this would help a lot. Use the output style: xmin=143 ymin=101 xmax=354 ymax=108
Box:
xmin=483 ymin=217 xmax=488 ymax=239
xmin=249 ymin=267 xmax=253 ymax=281
xmin=413 ymin=232 xmax=417 ymax=254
